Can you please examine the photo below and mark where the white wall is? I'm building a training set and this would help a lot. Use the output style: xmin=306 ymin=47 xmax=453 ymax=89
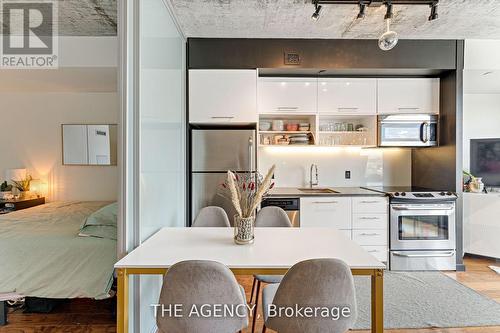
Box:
xmin=258 ymin=146 xmax=411 ymax=188
xmin=463 ymin=94 xmax=500 ymax=171
xmin=465 ymin=40 xmax=500 ymax=70
xmin=0 ymin=92 xmax=118 ymax=201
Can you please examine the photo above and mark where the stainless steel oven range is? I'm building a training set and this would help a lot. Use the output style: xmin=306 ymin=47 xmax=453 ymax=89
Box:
xmin=364 ymin=187 xmax=457 ymax=271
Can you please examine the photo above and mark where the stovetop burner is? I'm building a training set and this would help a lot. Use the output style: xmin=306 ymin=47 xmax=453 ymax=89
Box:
xmin=361 ymin=186 xmax=457 ymax=201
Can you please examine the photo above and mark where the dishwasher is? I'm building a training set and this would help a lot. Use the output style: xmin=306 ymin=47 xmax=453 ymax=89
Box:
xmin=261 ymin=197 xmax=300 ymax=227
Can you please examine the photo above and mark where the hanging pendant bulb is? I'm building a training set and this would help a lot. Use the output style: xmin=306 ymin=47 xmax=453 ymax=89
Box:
xmin=378 ymin=19 xmax=398 ymax=51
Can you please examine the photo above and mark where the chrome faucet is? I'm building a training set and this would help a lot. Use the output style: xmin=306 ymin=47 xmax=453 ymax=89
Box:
xmin=309 ymin=164 xmax=319 ymax=188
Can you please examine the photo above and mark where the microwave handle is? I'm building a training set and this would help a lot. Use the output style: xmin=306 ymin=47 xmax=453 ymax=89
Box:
xmin=420 ymin=122 xmax=429 ymax=143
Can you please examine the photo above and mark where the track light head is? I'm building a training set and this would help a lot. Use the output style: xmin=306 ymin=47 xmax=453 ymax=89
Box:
xmin=379 ymin=18 xmax=398 ymax=51
xmin=357 ymin=2 xmax=367 ymax=19
xmin=384 ymin=3 xmax=393 ymax=20
xmin=311 ymin=2 xmax=322 ymax=21
xmin=429 ymin=3 xmax=438 ymax=21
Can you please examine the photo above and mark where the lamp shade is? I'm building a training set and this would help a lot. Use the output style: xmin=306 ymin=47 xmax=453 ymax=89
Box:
xmin=5 ymin=168 xmax=27 ymax=182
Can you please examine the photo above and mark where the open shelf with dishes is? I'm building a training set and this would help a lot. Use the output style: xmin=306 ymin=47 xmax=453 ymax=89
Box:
xmin=258 ymin=113 xmax=377 ymax=147
xmin=258 ymin=114 xmax=316 ymax=146
xmin=317 ymin=115 xmax=377 ymax=147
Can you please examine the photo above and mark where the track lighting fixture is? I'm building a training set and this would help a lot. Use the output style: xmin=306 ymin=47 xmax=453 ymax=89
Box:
xmin=378 ymin=18 xmax=398 ymax=51
xmin=310 ymin=0 xmax=438 ymax=50
xmin=357 ymin=1 xmax=366 ymax=19
xmin=429 ymin=2 xmax=438 ymax=21
xmin=384 ymin=2 xmax=393 ymax=20
xmin=311 ymin=1 xmax=322 ymax=21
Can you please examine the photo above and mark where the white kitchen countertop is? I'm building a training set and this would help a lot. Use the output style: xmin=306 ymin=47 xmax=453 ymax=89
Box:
xmin=268 ymin=187 xmax=387 ymax=197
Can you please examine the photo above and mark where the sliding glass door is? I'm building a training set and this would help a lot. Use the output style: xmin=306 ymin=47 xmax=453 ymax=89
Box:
xmin=119 ymin=0 xmax=186 ymax=331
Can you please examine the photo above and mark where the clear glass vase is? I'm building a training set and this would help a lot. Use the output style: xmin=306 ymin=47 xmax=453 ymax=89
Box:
xmin=234 ymin=215 xmax=255 ymax=245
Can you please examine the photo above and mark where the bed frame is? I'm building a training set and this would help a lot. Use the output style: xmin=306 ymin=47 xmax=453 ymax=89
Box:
xmin=1 ymin=301 xmax=6 ymax=325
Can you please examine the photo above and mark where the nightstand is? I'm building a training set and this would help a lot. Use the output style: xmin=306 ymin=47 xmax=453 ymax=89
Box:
xmin=0 ymin=197 xmax=45 ymax=214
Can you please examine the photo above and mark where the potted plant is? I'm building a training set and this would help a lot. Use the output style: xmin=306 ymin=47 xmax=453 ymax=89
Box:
xmin=220 ymin=165 xmax=275 ymax=245
xmin=463 ymin=170 xmax=484 ymax=193
xmin=0 ymin=181 xmax=13 ymax=200
xmin=12 ymin=174 xmax=33 ymax=199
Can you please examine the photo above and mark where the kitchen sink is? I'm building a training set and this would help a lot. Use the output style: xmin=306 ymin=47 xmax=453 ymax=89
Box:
xmin=298 ymin=188 xmax=339 ymax=194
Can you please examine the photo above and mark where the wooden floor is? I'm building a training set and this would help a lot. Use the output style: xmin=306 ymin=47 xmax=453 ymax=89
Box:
xmin=1 ymin=256 xmax=499 ymax=333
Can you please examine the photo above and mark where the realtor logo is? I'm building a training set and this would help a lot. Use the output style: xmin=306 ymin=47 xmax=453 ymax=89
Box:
xmin=1 ymin=0 xmax=58 ymax=68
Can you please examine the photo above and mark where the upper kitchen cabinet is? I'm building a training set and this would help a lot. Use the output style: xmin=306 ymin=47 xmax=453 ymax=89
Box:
xmin=377 ymin=78 xmax=440 ymax=114
xmin=318 ymin=78 xmax=377 ymax=115
xmin=189 ymin=69 xmax=257 ymax=123
xmin=258 ymin=77 xmax=317 ymax=114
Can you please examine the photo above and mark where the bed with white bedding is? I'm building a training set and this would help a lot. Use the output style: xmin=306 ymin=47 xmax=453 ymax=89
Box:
xmin=0 ymin=201 xmax=117 ymax=300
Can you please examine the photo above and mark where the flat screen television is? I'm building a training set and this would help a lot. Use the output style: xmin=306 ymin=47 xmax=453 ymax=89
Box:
xmin=470 ymin=138 xmax=500 ymax=187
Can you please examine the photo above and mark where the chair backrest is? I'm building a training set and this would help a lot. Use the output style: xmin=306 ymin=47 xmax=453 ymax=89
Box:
xmin=156 ymin=260 xmax=248 ymax=333
xmin=192 ymin=206 xmax=231 ymax=227
xmin=255 ymin=206 xmax=292 ymax=228
xmin=266 ymin=258 xmax=357 ymax=333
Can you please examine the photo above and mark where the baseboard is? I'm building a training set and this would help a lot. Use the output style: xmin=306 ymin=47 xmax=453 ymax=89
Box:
xmin=464 ymin=253 xmax=500 ymax=261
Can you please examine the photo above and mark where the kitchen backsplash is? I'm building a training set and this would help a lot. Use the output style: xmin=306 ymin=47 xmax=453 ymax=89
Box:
xmin=258 ymin=147 xmax=411 ymax=188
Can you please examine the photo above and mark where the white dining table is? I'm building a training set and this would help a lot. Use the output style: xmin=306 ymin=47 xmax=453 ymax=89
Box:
xmin=115 ymin=227 xmax=385 ymax=333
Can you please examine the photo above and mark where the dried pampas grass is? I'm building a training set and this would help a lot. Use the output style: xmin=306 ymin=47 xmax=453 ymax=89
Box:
xmin=223 ymin=165 xmax=275 ymax=218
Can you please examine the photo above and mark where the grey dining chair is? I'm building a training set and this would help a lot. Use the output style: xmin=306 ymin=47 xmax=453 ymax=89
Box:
xmin=261 ymin=258 xmax=357 ymax=333
xmin=192 ymin=206 xmax=231 ymax=227
xmin=156 ymin=260 xmax=248 ymax=333
xmin=250 ymin=206 xmax=292 ymax=333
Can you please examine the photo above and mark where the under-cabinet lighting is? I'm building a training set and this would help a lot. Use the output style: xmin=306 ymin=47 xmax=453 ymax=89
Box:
xmin=260 ymin=145 xmax=408 ymax=155
xmin=260 ymin=146 xmax=362 ymax=154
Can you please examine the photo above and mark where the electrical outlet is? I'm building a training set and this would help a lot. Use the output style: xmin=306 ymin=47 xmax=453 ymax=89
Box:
xmin=345 ymin=170 xmax=351 ymax=179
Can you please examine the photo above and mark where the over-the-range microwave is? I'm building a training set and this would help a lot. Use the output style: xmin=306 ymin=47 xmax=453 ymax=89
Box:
xmin=378 ymin=114 xmax=438 ymax=147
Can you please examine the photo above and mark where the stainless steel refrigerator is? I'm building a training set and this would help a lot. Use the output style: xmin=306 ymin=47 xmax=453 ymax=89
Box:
xmin=189 ymin=125 xmax=257 ymax=226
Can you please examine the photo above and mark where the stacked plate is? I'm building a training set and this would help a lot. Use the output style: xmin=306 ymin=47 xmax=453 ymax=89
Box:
xmin=288 ymin=134 xmax=310 ymax=145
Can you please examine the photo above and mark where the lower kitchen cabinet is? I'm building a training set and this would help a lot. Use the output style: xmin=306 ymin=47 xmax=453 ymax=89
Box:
xmin=300 ymin=197 xmax=351 ymax=229
xmin=352 ymin=229 xmax=387 ymax=246
xmin=300 ymin=196 xmax=389 ymax=263
xmin=352 ymin=213 xmax=387 ymax=229
xmin=360 ymin=245 xmax=388 ymax=262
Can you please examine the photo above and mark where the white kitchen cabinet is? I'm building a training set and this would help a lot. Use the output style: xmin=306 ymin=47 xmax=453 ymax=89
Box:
xmin=352 ymin=230 xmax=387 ymax=246
xmin=377 ymin=78 xmax=440 ymax=114
xmin=300 ymin=197 xmax=351 ymax=229
xmin=258 ymin=78 xmax=317 ymax=113
xmin=189 ymin=69 xmax=257 ymax=123
xmin=299 ymin=195 xmax=388 ymax=262
xmin=361 ymin=246 xmax=388 ymax=262
xmin=352 ymin=214 xmax=388 ymax=230
xmin=464 ymin=192 xmax=500 ymax=259
xmin=352 ymin=197 xmax=388 ymax=214
xmin=318 ymin=78 xmax=377 ymax=114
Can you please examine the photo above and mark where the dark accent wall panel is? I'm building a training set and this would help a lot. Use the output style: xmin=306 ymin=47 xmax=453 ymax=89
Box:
xmin=188 ymin=38 xmax=457 ymax=70
xmin=412 ymin=40 xmax=464 ymax=270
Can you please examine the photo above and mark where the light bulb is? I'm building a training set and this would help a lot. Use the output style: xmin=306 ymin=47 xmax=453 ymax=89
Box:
xmin=378 ymin=19 xmax=398 ymax=51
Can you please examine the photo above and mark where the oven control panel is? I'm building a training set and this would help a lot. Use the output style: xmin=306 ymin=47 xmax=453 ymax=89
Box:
xmin=390 ymin=191 xmax=457 ymax=200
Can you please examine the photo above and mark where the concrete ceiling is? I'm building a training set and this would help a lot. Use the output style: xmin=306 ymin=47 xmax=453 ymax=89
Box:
xmin=0 ymin=0 xmax=117 ymax=36
xmin=168 ymin=0 xmax=500 ymax=39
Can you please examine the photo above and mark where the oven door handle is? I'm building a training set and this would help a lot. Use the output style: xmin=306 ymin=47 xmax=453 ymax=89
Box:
xmin=392 ymin=251 xmax=455 ymax=258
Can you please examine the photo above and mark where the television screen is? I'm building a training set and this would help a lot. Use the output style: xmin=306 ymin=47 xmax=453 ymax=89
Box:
xmin=470 ymin=138 xmax=500 ymax=186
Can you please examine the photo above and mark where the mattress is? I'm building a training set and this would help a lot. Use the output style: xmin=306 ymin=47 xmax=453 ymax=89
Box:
xmin=0 ymin=201 xmax=116 ymax=300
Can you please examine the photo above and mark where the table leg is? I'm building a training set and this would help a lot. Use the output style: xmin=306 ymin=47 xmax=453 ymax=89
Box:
xmin=117 ymin=268 xmax=129 ymax=333
xmin=371 ymin=269 xmax=384 ymax=333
